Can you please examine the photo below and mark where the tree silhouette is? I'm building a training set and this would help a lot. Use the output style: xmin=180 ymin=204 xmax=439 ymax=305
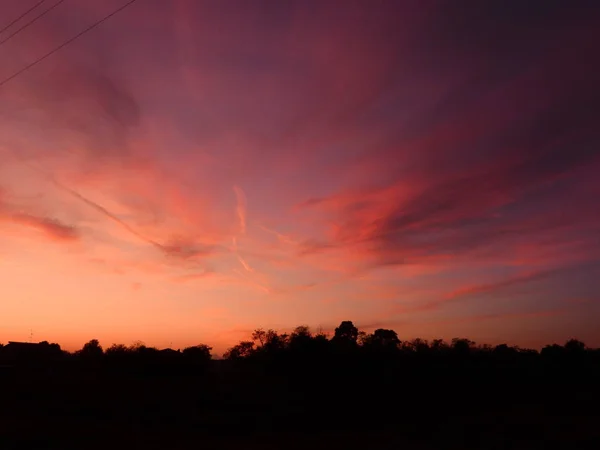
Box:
xmin=289 ymin=325 xmax=313 ymax=353
xmin=409 ymin=338 xmax=430 ymax=354
xmin=129 ymin=341 xmax=146 ymax=352
xmin=263 ymin=329 xmax=287 ymax=354
xmin=79 ymin=339 xmax=103 ymax=359
xmin=451 ymin=338 xmax=475 ymax=356
xmin=565 ymin=338 xmax=586 ymax=353
xmin=287 ymin=326 xmax=331 ymax=366
xmin=105 ymin=344 xmax=130 ymax=358
xmin=332 ymin=321 xmax=358 ymax=345
xmin=361 ymin=329 xmax=400 ymax=353
xmin=431 ymin=339 xmax=449 ymax=352
xmin=223 ymin=340 xmax=255 ymax=359
xmin=494 ymin=343 xmax=518 ymax=357
xmin=252 ymin=328 xmax=267 ymax=347
xmin=182 ymin=344 xmax=212 ymax=362
xmin=330 ymin=321 xmax=359 ymax=358
xmin=541 ymin=343 xmax=564 ymax=359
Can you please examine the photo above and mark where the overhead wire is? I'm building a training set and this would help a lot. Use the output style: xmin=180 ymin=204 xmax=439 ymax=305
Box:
xmin=0 ymin=0 xmax=139 ymax=89
xmin=0 ymin=0 xmax=66 ymax=48
xmin=0 ymin=0 xmax=149 ymax=247
xmin=0 ymin=0 xmax=47 ymax=35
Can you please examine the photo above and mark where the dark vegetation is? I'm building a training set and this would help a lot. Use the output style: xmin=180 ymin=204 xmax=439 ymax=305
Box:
xmin=1 ymin=322 xmax=599 ymax=449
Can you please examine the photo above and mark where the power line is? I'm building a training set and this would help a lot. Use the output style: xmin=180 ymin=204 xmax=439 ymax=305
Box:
xmin=0 ymin=0 xmax=139 ymax=89
xmin=0 ymin=0 xmax=47 ymax=35
xmin=0 ymin=0 xmax=66 ymax=48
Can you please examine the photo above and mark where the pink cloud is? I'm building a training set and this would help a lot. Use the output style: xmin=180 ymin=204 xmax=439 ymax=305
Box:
xmin=7 ymin=213 xmax=79 ymax=242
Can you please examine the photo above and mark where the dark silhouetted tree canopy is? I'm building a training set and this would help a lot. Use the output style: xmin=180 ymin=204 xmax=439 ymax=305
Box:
xmin=183 ymin=344 xmax=212 ymax=362
xmin=362 ymin=328 xmax=400 ymax=352
xmin=79 ymin=339 xmax=103 ymax=358
xmin=223 ymin=341 xmax=255 ymax=360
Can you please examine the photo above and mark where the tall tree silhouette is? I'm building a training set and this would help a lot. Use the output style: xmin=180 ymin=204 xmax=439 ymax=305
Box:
xmin=331 ymin=321 xmax=359 ymax=354
xmin=79 ymin=339 xmax=104 ymax=359
xmin=289 ymin=326 xmax=312 ymax=352
xmin=333 ymin=321 xmax=358 ymax=343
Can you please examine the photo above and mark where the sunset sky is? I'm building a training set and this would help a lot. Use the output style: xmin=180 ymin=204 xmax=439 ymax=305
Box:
xmin=1 ymin=0 xmax=599 ymax=354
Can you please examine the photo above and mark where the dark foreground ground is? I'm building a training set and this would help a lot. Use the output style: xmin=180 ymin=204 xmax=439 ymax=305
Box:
xmin=1 ymin=362 xmax=599 ymax=450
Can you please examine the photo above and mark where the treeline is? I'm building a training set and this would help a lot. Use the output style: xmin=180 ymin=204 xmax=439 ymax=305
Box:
xmin=0 ymin=339 xmax=212 ymax=374
xmin=1 ymin=321 xmax=599 ymax=373
xmin=2 ymin=322 xmax=599 ymax=449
